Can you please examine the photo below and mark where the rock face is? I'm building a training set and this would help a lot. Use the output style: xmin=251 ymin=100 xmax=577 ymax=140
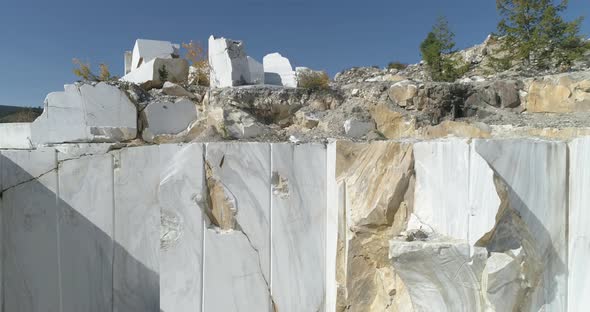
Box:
xmin=263 ymin=53 xmax=297 ymax=87
xmin=208 ymin=36 xmax=251 ymax=88
xmin=525 ymin=72 xmax=590 ymax=112
xmin=31 ymin=83 xmax=137 ymax=145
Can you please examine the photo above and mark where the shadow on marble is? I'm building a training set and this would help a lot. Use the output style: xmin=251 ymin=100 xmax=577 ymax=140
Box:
xmin=1 ymin=153 xmax=159 ymax=312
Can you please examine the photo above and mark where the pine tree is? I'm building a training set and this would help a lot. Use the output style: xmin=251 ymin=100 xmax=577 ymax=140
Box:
xmin=420 ymin=17 xmax=467 ymax=82
xmin=496 ymin=0 xmax=588 ymax=69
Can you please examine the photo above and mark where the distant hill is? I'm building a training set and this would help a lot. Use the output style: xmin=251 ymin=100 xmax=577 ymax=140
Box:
xmin=0 ymin=105 xmax=42 ymax=123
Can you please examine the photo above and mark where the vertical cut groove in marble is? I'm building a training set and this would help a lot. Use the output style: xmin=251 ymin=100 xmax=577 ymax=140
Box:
xmin=54 ymin=150 xmax=63 ymax=312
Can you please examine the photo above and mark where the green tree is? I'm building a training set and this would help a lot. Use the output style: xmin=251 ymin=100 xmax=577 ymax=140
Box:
xmin=496 ymin=0 xmax=588 ymax=69
xmin=420 ymin=17 xmax=467 ymax=82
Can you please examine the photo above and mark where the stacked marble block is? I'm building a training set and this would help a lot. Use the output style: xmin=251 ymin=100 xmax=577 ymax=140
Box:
xmin=0 ymin=142 xmax=338 ymax=312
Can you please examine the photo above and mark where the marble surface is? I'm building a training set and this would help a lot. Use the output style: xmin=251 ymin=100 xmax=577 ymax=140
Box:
xmin=57 ymin=154 xmax=114 ymax=312
xmin=413 ymin=139 xmax=470 ymax=240
xmin=271 ymin=143 xmax=327 ymax=312
xmin=474 ymin=139 xmax=567 ymax=312
xmin=159 ymin=144 xmax=205 ymax=312
xmin=130 ymin=39 xmax=175 ymax=71
xmin=263 ymin=53 xmax=297 ymax=87
xmin=142 ymin=99 xmax=198 ymax=143
xmin=204 ymin=142 xmax=272 ymax=311
xmin=31 ymin=83 xmax=137 ymax=145
xmin=390 ymin=238 xmax=488 ymax=312
xmin=113 ymin=146 xmax=160 ymax=312
xmin=568 ymin=137 xmax=590 ymax=312
xmin=208 ymin=36 xmax=250 ymax=88
xmin=0 ymin=123 xmax=32 ymax=149
xmin=203 ymin=229 xmax=272 ymax=311
xmin=1 ymin=150 xmax=60 ymax=312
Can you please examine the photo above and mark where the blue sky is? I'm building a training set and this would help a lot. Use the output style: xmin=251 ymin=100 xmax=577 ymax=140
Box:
xmin=0 ymin=0 xmax=588 ymax=107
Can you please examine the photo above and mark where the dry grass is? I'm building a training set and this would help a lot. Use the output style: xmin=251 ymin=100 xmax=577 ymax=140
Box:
xmin=298 ymin=71 xmax=330 ymax=90
xmin=183 ymin=41 xmax=210 ymax=86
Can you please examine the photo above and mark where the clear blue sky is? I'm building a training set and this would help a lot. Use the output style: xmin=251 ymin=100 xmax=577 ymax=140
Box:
xmin=1 ymin=0 xmax=588 ymax=107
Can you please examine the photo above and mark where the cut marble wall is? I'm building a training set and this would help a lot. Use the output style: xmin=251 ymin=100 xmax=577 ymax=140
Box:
xmin=31 ymin=83 xmax=137 ymax=145
xmin=203 ymin=143 xmax=272 ymax=311
xmin=568 ymin=137 xmax=590 ymax=312
xmin=159 ymin=144 xmax=205 ymax=312
xmin=271 ymin=143 xmax=328 ymax=312
xmin=57 ymin=153 xmax=114 ymax=312
xmin=413 ymin=139 xmax=470 ymax=240
xmin=1 ymin=149 xmax=60 ymax=312
xmin=124 ymin=51 xmax=132 ymax=75
xmin=0 ymin=123 xmax=32 ymax=149
xmin=473 ymin=139 xmax=567 ymax=312
xmin=113 ymin=146 xmax=161 ymax=312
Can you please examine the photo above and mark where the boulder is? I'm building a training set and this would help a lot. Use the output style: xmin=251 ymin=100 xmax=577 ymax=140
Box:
xmin=294 ymin=110 xmax=319 ymax=129
xmin=129 ymin=39 xmax=178 ymax=72
xmin=141 ymin=98 xmax=198 ymax=143
xmin=263 ymin=53 xmax=297 ymax=87
xmin=388 ymin=81 xmax=419 ymax=107
xmin=121 ymin=58 xmax=189 ymax=88
xmin=525 ymin=72 xmax=590 ymax=112
xmin=344 ymin=118 xmax=375 ymax=138
xmin=31 ymin=83 xmax=137 ymax=145
xmin=208 ymin=36 xmax=250 ymax=88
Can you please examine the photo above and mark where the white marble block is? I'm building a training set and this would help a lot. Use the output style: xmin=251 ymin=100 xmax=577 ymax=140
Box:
xmin=142 ymin=98 xmax=198 ymax=143
xmin=271 ymin=143 xmax=327 ymax=312
xmin=263 ymin=53 xmax=297 ymax=87
xmin=203 ymin=142 xmax=272 ymax=311
xmin=113 ymin=146 xmax=160 ymax=312
xmin=473 ymin=139 xmax=567 ymax=312
xmin=247 ymin=56 xmax=264 ymax=85
xmin=124 ymin=51 xmax=132 ymax=75
xmin=1 ymin=149 xmax=60 ymax=312
xmin=130 ymin=39 xmax=177 ymax=72
xmin=413 ymin=139 xmax=470 ymax=240
xmin=568 ymin=137 xmax=590 ymax=312
xmin=0 ymin=123 xmax=32 ymax=149
xmin=159 ymin=144 xmax=205 ymax=312
xmin=121 ymin=58 xmax=189 ymax=86
xmin=31 ymin=83 xmax=137 ymax=145
xmin=208 ymin=36 xmax=251 ymax=88
xmin=57 ymin=153 xmax=114 ymax=312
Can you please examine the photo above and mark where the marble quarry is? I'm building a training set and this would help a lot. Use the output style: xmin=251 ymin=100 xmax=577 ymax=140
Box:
xmin=1 ymin=137 xmax=589 ymax=312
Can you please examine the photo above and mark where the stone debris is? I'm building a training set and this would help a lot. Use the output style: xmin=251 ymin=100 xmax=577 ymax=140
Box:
xmin=161 ymin=81 xmax=197 ymax=99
